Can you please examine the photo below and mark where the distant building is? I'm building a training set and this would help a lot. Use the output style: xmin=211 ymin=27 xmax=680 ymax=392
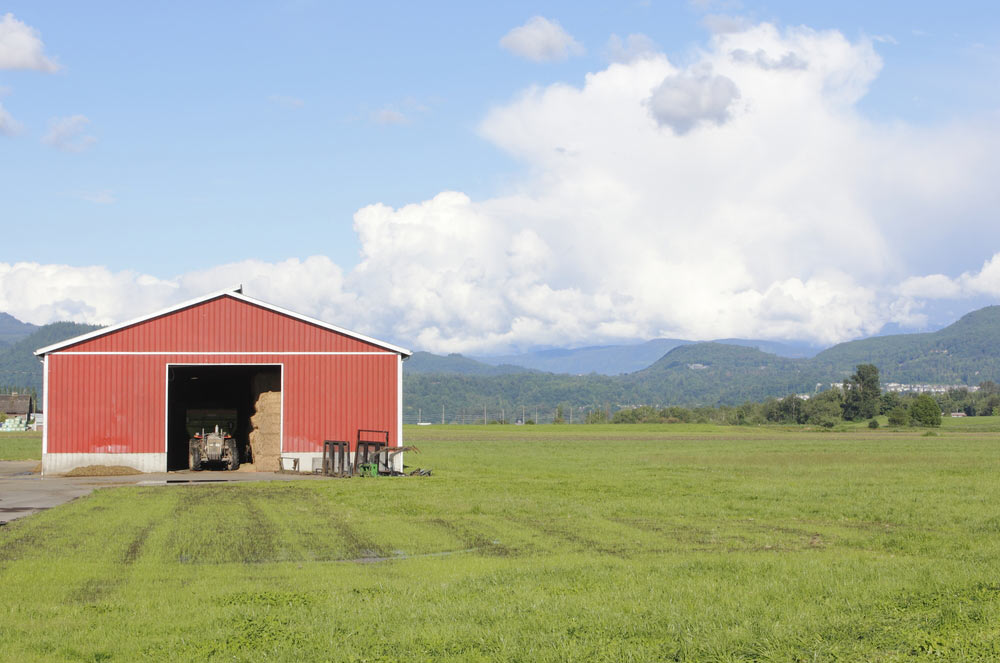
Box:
xmin=883 ymin=383 xmax=979 ymax=394
xmin=0 ymin=393 xmax=34 ymax=418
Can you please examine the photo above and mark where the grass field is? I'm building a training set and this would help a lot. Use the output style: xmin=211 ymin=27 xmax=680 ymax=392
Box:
xmin=0 ymin=431 xmax=41 ymax=460
xmin=2 ymin=422 xmax=1000 ymax=661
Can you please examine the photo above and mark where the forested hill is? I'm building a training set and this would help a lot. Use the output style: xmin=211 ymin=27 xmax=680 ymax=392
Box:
xmin=402 ymin=305 xmax=1000 ymax=417
xmin=404 ymin=352 xmax=539 ymax=376
xmin=622 ymin=343 xmax=827 ymax=405
xmin=470 ymin=337 xmax=822 ymax=375
xmin=472 ymin=338 xmax=691 ymax=375
xmin=0 ymin=312 xmax=38 ymax=348
xmin=812 ymin=306 xmax=1000 ymax=384
xmin=0 ymin=322 xmax=102 ymax=395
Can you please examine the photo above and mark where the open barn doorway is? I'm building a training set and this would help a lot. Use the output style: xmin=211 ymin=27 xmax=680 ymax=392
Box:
xmin=166 ymin=365 xmax=281 ymax=471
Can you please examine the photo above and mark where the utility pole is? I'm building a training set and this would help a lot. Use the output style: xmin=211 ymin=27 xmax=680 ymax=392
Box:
xmin=442 ymin=405 xmax=445 ymax=425
xmin=484 ymin=404 xmax=487 ymax=425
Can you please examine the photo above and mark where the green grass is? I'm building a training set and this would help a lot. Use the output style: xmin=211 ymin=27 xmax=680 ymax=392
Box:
xmin=3 ymin=424 xmax=1000 ymax=661
xmin=0 ymin=430 xmax=41 ymax=460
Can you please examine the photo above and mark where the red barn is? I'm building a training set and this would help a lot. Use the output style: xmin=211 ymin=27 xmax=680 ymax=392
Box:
xmin=35 ymin=287 xmax=411 ymax=475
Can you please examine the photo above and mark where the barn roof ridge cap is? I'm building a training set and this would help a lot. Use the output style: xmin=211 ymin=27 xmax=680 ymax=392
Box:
xmin=34 ymin=287 xmax=412 ymax=357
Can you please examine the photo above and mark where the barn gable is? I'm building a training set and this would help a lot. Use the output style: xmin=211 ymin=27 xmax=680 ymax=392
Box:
xmin=36 ymin=287 xmax=410 ymax=357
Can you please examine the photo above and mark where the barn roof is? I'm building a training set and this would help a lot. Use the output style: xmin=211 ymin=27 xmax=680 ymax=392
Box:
xmin=0 ymin=393 xmax=33 ymax=416
xmin=34 ymin=286 xmax=412 ymax=357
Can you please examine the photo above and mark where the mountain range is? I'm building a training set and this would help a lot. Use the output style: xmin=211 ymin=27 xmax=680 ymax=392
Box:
xmin=402 ymin=305 xmax=1000 ymax=416
xmin=0 ymin=313 xmax=38 ymax=349
xmin=467 ymin=337 xmax=823 ymax=375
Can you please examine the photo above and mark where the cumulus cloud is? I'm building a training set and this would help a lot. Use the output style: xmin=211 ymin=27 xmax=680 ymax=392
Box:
xmin=730 ymin=47 xmax=807 ymax=70
xmin=0 ymin=101 xmax=21 ymax=136
xmin=500 ymin=16 xmax=584 ymax=62
xmin=0 ymin=13 xmax=60 ymax=72
xmin=4 ymin=21 xmax=1000 ymax=353
xmin=900 ymin=254 xmax=1000 ymax=300
xmin=42 ymin=115 xmax=96 ymax=152
xmin=646 ymin=66 xmax=741 ymax=133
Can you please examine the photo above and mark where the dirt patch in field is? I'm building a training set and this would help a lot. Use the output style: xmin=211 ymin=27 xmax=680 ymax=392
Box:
xmin=429 ymin=517 xmax=512 ymax=556
xmin=63 ymin=465 xmax=142 ymax=477
xmin=122 ymin=525 xmax=153 ymax=565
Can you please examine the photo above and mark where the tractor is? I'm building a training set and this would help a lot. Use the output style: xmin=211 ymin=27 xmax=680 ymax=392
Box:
xmin=189 ymin=425 xmax=240 ymax=471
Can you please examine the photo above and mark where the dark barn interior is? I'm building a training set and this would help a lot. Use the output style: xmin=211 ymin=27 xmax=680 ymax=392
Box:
xmin=166 ymin=364 xmax=280 ymax=471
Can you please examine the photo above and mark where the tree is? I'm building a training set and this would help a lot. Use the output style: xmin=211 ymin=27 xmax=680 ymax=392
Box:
xmin=841 ymin=364 xmax=881 ymax=421
xmin=804 ymin=389 xmax=842 ymax=427
xmin=553 ymin=404 xmax=566 ymax=424
xmin=978 ymin=380 xmax=1000 ymax=395
xmin=880 ymin=391 xmax=902 ymax=414
xmin=887 ymin=406 xmax=909 ymax=427
xmin=910 ymin=394 xmax=942 ymax=427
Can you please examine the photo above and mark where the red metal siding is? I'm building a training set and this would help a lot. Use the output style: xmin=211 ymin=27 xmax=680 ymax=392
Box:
xmin=62 ymin=296 xmax=388 ymax=353
xmin=46 ymin=296 xmax=401 ymax=458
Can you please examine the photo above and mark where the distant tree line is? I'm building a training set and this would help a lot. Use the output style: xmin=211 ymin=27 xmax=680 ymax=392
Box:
xmin=605 ymin=365 xmax=999 ymax=428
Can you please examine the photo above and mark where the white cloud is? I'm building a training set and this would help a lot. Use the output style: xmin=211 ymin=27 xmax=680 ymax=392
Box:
xmin=646 ymin=66 xmax=741 ymax=133
xmin=42 ymin=115 xmax=96 ymax=152
xmin=0 ymin=101 xmax=22 ymax=136
xmin=4 ymin=21 xmax=1000 ymax=353
xmin=0 ymin=13 xmax=60 ymax=72
xmin=730 ymin=47 xmax=807 ymax=70
xmin=500 ymin=16 xmax=584 ymax=62
xmin=900 ymin=254 xmax=1000 ymax=300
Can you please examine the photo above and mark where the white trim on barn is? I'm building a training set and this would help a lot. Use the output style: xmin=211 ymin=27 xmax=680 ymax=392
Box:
xmin=42 ymin=354 xmax=48 ymax=457
xmin=396 ymin=353 xmax=404 ymax=472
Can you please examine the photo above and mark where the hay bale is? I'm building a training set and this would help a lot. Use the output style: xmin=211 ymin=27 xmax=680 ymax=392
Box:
xmin=248 ymin=390 xmax=281 ymax=472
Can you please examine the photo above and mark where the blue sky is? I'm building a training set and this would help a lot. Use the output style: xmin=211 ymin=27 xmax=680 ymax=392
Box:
xmin=2 ymin=2 xmax=999 ymax=352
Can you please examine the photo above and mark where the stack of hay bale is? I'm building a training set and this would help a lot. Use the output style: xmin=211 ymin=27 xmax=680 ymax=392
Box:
xmin=248 ymin=391 xmax=281 ymax=471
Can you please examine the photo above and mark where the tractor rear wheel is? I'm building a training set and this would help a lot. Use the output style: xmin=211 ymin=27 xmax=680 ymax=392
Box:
xmin=227 ymin=441 xmax=240 ymax=471
xmin=189 ymin=441 xmax=202 ymax=471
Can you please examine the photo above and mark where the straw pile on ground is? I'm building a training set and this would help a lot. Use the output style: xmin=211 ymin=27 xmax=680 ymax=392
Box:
xmin=249 ymin=391 xmax=281 ymax=472
xmin=64 ymin=465 xmax=142 ymax=477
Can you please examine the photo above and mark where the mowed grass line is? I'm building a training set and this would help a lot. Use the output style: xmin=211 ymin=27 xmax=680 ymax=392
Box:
xmin=1 ymin=425 xmax=1000 ymax=660
xmin=0 ymin=431 xmax=41 ymax=460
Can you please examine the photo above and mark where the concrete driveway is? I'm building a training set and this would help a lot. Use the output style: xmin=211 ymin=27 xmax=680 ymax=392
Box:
xmin=0 ymin=461 xmax=327 ymax=525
